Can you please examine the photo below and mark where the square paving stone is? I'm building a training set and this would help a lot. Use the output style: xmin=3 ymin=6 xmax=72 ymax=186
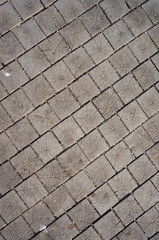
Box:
xmin=84 ymin=33 xmax=113 ymax=64
xmin=129 ymin=33 xmax=157 ymax=62
xmin=74 ymin=227 xmax=101 ymax=240
xmin=79 ymin=5 xmax=110 ymax=36
xmin=58 ymin=144 xmax=89 ymax=176
xmin=128 ymin=154 xmax=156 ymax=184
xmin=144 ymin=113 xmax=159 ymax=145
xmin=137 ymin=87 xmax=159 ymax=117
xmin=125 ymin=0 xmax=145 ymax=8
xmin=32 ymin=132 xmax=63 ymax=164
xmin=35 ymin=5 xmax=66 ymax=36
xmin=69 ymin=74 xmax=99 ymax=105
xmin=23 ymin=201 xmax=54 ymax=233
xmin=151 ymin=173 xmax=159 ymax=191
xmin=0 ymin=132 xmax=17 ymax=164
xmin=134 ymin=181 xmax=159 ymax=211
xmin=105 ymin=141 xmax=134 ymax=171
xmin=99 ymin=115 xmax=128 ymax=146
xmin=0 ymin=2 xmax=21 ymax=34
xmin=39 ymin=32 xmax=70 ymax=64
xmin=109 ymin=169 xmax=137 ymax=199
xmin=114 ymin=195 xmax=143 ymax=226
xmin=37 ymin=159 xmax=68 ymax=192
xmin=13 ymin=18 xmax=45 ymax=50
xmin=0 ymin=161 xmax=21 ymax=195
xmin=79 ymin=129 xmax=109 ymax=162
xmin=133 ymin=60 xmax=159 ymax=90
xmin=123 ymin=7 xmax=152 ymax=36
xmin=0 ymin=104 xmax=12 ymax=132
xmin=142 ymin=0 xmax=159 ymax=23
xmin=68 ymin=199 xmax=98 ymax=230
xmin=11 ymin=0 xmax=43 ymax=19
xmin=49 ymin=88 xmax=79 ymax=119
xmin=118 ymin=100 xmax=147 ymax=131
xmin=137 ymin=207 xmax=159 ymax=238
xmin=0 ymin=32 xmax=24 ymax=64
xmin=89 ymin=183 xmax=118 ymax=214
xmin=117 ymin=222 xmax=147 ymax=240
xmin=7 ymin=118 xmax=38 ymax=150
xmin=11 ymin=146 xmax=43 ymax=179
xmin=23 ymin=74 xmax=54 ymax=107
xmin=64 ymin=47 xmax=94 ymax=78
xmin=28 ymin=103 xmax=59 ymax=135
xmin=45 ymin=185 xmax=75 ymax=217
xmin=16 ymin=174 xmax=47 ymax=207
xmin=0 ymin=61 xmax=29 ymax=93
xmin=103 ymin=20 xmax=133 ymax=50
xmin=1 ymin=89 xmax=33 ymax=122
xmin=19 ymin=46 xmax=50 ymax=79
xmin=89 ymin=60 xmax=119 ymax=91
xmin=43 ymin=60 xmax=74 ymax=92
xmin=114 ymin=74 xmax=142 ymax=104
xmin=148 ymin=24 xmax=159 ymax=48
xmin=65 ymin=170 xmax=95 ymax=201
xmin=73 ymin=102 xmax=103 ymax=133
xmin=47 ymin=214 xmax=78 ymax=240
xmin=100 ymin=0 xmax=129 ymax=22
xmin=147 ymin=143 xmax=159 ymax=169
xmin=1 ymin=216 xmax=34 ymax=240
xmin=60 ymin=19 xmax=90 ymax=50
xmin=109 ymin=46 xmax=138 ymax=76
xmin=55 ymin=0 xmax=85 ymax=22
xmin=85 ymin=155 xmax=115 ymax=186
xmin=93 ymin=88 xmax=123 ymax=119
xmin=151 ymin=52 xmax=159 ymax=70
xmin=53 ymin=116 xmax=84 ymax=148
xmin=0 ymin=190 xmax=26 ymax=223
xmin=94 ymin=211 xmax=124 ymax=240
xmin=125 ymin=126 xmax=153 ymax=157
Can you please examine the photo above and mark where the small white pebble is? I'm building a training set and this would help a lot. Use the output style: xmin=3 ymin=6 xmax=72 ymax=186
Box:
xmin=39 ymin=225 xmax=47 ymax=231
xmin=4 ymin=72 xmax=11 ymax=77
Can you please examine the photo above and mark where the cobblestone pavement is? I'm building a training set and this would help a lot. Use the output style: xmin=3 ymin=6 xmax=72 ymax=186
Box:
xmin=0 ymin=0 xmax=159 ymax=239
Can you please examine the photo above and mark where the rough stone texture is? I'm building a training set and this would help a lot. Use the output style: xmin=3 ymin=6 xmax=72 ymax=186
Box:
xmin=1 ymin=1 xmax=159 ymax=239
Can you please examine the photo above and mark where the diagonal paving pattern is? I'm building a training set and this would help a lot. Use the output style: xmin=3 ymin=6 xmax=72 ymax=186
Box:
xmin=0 ymin=0 xmax=159 ymax=239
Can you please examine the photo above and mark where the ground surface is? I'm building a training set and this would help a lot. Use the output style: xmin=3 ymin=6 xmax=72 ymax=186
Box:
xmin=0 ymin=0 xmax=159 ymax=239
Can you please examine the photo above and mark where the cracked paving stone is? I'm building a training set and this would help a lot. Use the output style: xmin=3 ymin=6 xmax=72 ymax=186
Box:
xmin=37 ymin=159 xmax=68 ymax=192
xmin=44 ymin=185 xmax=75 ymax=217
xmin=142 ymin=0 xmax=159 ymax=23
xmin=65 ymin=170 xmax=95 ymax=201
xmin=32 ymin=131 xmax=63 ymax=164
xmin=68 ymin=199 xmax=98 ymax=231
xmin=79 ymin=129 xmax=109 ymax=162
xmin=114 ymin=195 xmax=143 ymax=226
xmin=105 ymin=140 xmax=134 ymax=171
xmin=10 ymin=146 xmax=43 ymax=179
xmin=108 ymin=169 xmax=137 ymax=199
xmin=89 ymin=60 xmax=119 ymax=91
xmin=134 ymin=181 xmax=159 ymax=211
xmin=16 ymin=174 xmax=48 ymax=207
xmin=94 ymin=211 xmax=124 ymax=240
xmin=84 ymin=33 xmax=113 ymax=64
xmin=85 ymin=155 xmax=115 ymax=186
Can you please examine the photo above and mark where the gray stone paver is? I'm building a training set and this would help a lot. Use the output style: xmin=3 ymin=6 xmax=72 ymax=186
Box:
xmin=0 ymin=0 xmax=159 ymax=239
